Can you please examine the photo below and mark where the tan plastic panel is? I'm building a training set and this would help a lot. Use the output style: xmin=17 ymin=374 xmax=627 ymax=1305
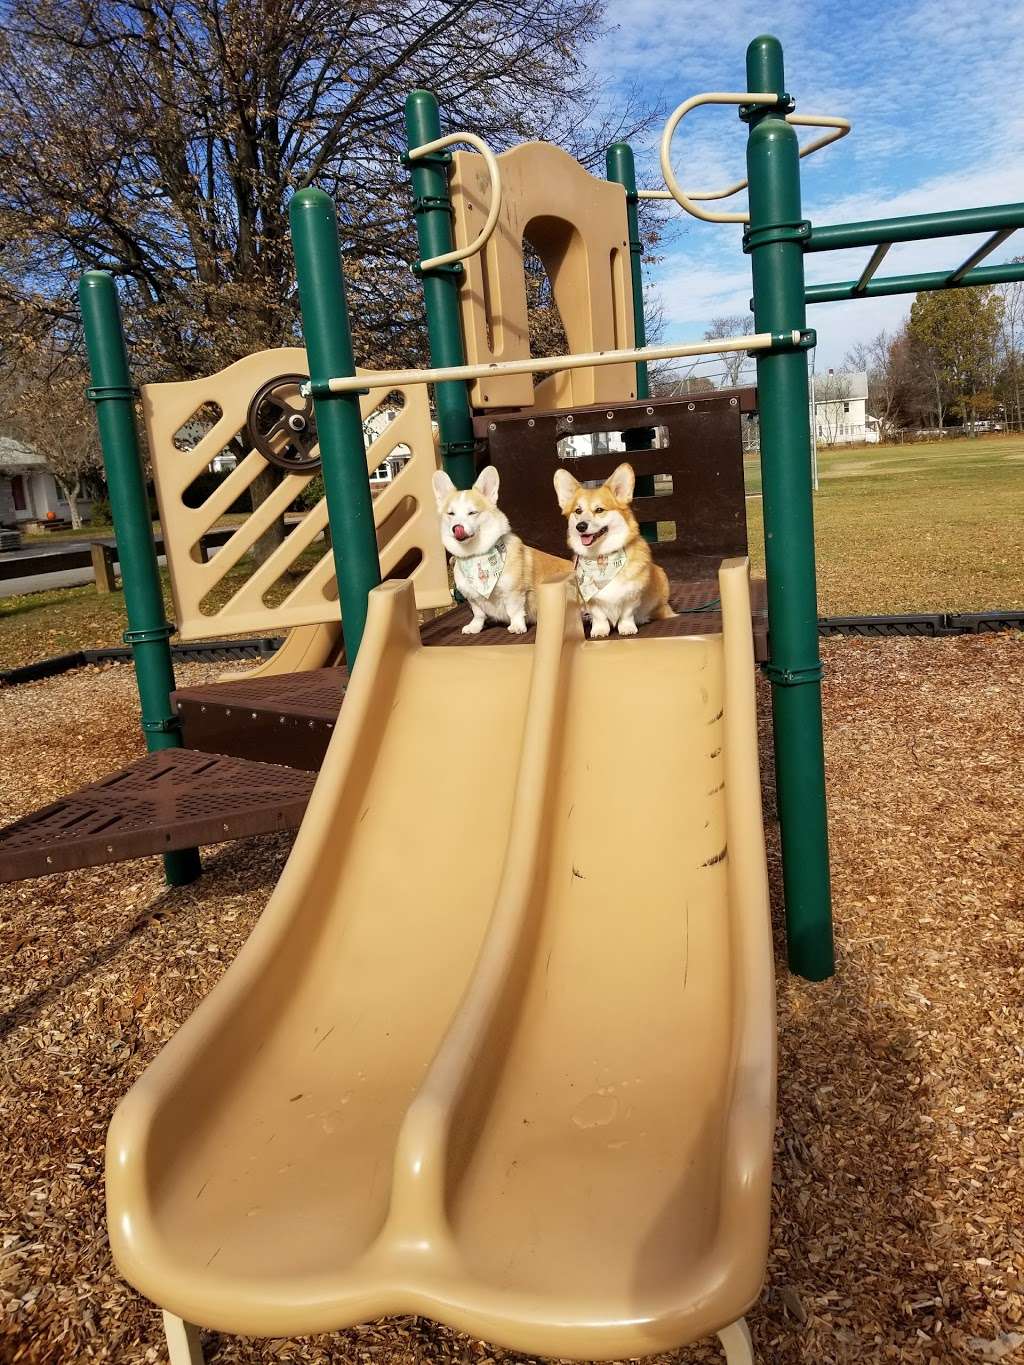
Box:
xmin=142 ymin=348 xmax=450 ymax=641
xmin=450 ymin=143 xmax=636 ymax=410
xmin=106 ymin=564 xmax=775 ymax=1359
xmin=216 ymin=621 xmax=343 ymax=684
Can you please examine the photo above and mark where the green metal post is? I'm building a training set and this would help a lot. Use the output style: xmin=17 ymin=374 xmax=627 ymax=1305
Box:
xmin=290 ymin=189 xmax=382 ymax=664
xmin=405 ymin=91 xmax=476 ymax=489
xmin=78 ymin=272 xmax=200 ymax=887
xmin=743 ymin=36 xmax=834 ymax=980
xmin=605 ymin=142 xmax=655 ymax=541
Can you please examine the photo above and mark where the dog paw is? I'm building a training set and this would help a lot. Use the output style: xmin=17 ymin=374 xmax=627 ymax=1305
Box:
xmin=462 ymin=620 xmax=484 ymax=635
xmin=508 ymin=619 xmax=528 ymax=635
xmin=618 ymin=620 xmax=638 ymax=636
xmin=590 ymin=623 xmax=610 ymax=639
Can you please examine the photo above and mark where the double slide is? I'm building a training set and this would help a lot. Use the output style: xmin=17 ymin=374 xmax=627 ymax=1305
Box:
xmin=106 ymin=563 xmax=775 ymax=1359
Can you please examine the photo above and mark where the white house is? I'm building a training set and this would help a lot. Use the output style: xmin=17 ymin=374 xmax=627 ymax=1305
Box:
xmin=0 ymin=436 xmax=93 ymax=526
xmin=811 ymin=370 xmax=879 ymax=445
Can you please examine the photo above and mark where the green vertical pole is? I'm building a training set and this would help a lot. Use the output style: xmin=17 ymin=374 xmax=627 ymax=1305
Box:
xmin=743 ymin=35 xmax=834 ymax=980
xmin=605 ymin=142 xmax=655 ymax=541
xmin=78 ymin=272 xmax=200 ymax=887
xmin=290 ymin=188 xmax=381 ymax=663
xmin=405 ymin=91 xmax=476 ymax=489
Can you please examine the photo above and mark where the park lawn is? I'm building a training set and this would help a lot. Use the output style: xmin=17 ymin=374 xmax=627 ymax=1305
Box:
xmin=744 ymin=433 xmax=1024 ymax=615
xmin=0 ymin=546 xmax=324 ymax=671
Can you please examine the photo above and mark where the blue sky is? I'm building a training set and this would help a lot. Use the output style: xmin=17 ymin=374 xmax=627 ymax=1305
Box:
xmin=589 ymin=0 xmax=1024 ymax=371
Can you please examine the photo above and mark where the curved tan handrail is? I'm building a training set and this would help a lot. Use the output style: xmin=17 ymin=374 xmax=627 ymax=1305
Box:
xmin=407 ymin=131 xmax=501 ymax=271
xmin=639 ymin=91 xmax=850 ymax=224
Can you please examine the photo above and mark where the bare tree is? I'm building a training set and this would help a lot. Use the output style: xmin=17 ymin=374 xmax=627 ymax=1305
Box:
xmin=997 ymin=260 xmax=1024 ymax=427
xmin=813 ymin=371 xmax=852 ymax=446
xmin=703 ymin=314 xmax=754 ymax=388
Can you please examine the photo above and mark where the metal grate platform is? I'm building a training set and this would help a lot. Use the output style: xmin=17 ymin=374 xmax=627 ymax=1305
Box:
xmin=0 ymin=750 xmax=316 ymax=882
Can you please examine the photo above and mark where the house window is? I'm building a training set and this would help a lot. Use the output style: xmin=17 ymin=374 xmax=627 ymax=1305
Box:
xmin=843 ymin=401 xmax=850 ymax=413
xmin=11 ymin=475 xmax=27 ymax=512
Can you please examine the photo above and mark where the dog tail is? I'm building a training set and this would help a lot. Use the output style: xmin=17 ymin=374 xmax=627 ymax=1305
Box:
xmin=651 ymin=601 xmax=676 ymax=620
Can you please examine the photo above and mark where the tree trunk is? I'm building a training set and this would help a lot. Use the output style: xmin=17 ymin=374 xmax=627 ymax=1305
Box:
xmin=249 ymin=465 xmax=287 ymax=566
xmin=56 ymin=476 xmax=83 ymax=528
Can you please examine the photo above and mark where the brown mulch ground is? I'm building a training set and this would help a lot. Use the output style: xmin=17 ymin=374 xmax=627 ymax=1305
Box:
xmin=1 ymin=637 xmax=1023 ymax=1364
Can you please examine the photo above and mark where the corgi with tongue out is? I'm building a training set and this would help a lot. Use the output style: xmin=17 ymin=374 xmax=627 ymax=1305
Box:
xmin=554 ymin=461 xmax=674 ymax=637
xmin=433 ymin=465 xmax=567 ymax=635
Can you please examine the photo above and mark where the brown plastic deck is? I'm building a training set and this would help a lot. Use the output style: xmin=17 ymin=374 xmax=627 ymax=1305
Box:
xmin=173 ymin=581 xmax=768 ymax=766
xmin=0 ymin=750 xmax=315 ymax=882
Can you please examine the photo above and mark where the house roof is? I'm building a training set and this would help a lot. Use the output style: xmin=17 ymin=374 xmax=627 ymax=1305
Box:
xmin=0 ymin=435 xmax=48 ymax=472
xmin=815 ymin=370 xmax=868 ymax=401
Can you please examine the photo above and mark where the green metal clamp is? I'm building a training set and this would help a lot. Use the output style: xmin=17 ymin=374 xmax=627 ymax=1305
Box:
xmin=411 ymin=259 xmax=464 ymax=277
xmin=412 ymin=194 xmax=454 ymax=215
xmin=440 ymin=437 xmax=478 ymax=461
xmin=86 ymin=383 xmax=140 ymax=402
xmin=761 ymin=660 xmax=824 ymax=687
xmin=123 ymin=623 xmax=176 ymax=645
xmin=743 ymin=219 xmax=811 ymax=251
xmin=140 ymin=715 xmax=182 ymax=734
xmin=739 ymin=91 xmax=795 ymax=121
xmin=400 ymin=148 xmax=452 ymax=169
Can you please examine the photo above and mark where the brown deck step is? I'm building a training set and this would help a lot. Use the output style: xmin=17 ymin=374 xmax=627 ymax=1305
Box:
xmin=174 ymin=579 xmax=767 ymax=768
xmin=0 ymin=750 xmax=315 ymax=883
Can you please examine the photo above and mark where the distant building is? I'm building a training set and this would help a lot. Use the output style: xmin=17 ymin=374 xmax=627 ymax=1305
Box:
xmin=0 ymin=436 xmax=93 ymax=526
xmin=811 ymin=370 xmax=879 ymax=445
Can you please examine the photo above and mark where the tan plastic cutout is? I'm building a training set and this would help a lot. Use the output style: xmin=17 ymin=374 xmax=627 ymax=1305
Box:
xmin=450 ymin=142 xmax=636 ymax=410
xmin=142 ymin=348 xmax=450 ymax=640
xmin=106 ymin=562 xmax=775 ymax=1359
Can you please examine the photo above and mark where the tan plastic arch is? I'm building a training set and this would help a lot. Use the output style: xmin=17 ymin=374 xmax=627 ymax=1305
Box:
xmin=142 ymin=348 xmax=450 ymax=641
xmin=105 ymin=563 xmax=775 ymax=1360
xmin=449 ymin=141 xmax=637 ymax=410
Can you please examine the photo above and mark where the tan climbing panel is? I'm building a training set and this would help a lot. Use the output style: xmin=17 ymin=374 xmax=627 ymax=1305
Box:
xmin=142 ymin=348 xmax=450 ymax=641
xmin=449 ymin=142 xmax=637 ymax=410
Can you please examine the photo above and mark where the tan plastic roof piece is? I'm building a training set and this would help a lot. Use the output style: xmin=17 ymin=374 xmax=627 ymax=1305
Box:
xmin=142 ymin=348 xmax=451 ymax=641
xmin=106 ymin=562 xmax=775 ymax=1359
xmin=449 ymin=142 xmax=637 ymax=411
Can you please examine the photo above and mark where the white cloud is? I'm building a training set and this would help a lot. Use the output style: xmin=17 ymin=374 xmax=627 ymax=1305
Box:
xmin=608 ymin=1 xmax=1024 ymax=369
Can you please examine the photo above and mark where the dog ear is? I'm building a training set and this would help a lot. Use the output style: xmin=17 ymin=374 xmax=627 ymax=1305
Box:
xmin=606 ymin=462 xmax=635 ymax=505
xmin=473 ymin=465 xmax=500 ymax=504
xmin=432 ymin=469 xmax=455 ymax=510
xmin=553 ymin=468 xmax=580 ymax=514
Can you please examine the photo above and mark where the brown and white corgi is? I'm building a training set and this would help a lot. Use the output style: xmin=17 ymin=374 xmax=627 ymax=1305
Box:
xmin=553 ymin=461 xmax=674 ymax=637
xmin=433 ymin=465 xmax=567 ymax=634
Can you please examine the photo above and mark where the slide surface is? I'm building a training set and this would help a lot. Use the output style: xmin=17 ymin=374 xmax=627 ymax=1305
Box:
xmin=107 ymin=566 xmax=775 ymax=1360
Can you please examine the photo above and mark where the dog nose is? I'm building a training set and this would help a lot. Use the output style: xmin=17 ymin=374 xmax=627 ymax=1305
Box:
xmin=575 ymin=521 xmax=588 ymax=533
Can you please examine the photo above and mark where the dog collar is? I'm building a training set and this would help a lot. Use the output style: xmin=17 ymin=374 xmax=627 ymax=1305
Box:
xmin=453 ymin=535 xmax=508 ymax=600
xmin=574 ymin=548 xmax=627 ymax=603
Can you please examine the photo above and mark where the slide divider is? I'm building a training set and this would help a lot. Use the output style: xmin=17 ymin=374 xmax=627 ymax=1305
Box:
xmin=379 ymin=575 xmax=581 ymax=1265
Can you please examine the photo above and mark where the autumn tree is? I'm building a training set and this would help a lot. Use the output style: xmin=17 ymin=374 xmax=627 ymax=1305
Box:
xmin=0 ymin=0 xmax=653 ymax=374
xmin=0 ymin=0 xmax=656 ymax=554
xmin=908 ymin=287 xmax=1003 ymax=432
xmin=0 ymin=364 xmax=102 ymax=528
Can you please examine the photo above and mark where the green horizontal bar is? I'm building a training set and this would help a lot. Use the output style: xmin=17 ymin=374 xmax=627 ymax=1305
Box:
xmin=806 ymin=260 xmax=1024 ymax=304
xmin=805 ymin=203 xmax=1024 ymax=254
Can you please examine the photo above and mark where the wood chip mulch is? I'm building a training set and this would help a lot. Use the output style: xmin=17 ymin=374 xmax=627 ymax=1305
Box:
xmin=1 ymin=637 xmax=1022 ymax=1364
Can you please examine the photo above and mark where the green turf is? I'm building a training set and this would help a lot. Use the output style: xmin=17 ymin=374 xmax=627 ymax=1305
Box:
xmin=744 ymin=434 xmax=1024 ymax=615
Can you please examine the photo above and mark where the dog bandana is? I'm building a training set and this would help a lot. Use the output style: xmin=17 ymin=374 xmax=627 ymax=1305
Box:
xmin=454 ymin=536 xmax=507 ymax=600
xmin=574 ymin=549 xmax=627 ymax=603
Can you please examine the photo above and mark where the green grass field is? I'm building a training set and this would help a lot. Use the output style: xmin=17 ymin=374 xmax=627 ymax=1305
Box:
xmin=744 ymin=434 xmax=1024 ymax=615
xmin=2 ymin=434 xmax=1022 ymax=669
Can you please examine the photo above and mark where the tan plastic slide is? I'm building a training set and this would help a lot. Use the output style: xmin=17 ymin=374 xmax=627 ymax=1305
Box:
xmin=106 ymin=563 xmax=775 ymax=1364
